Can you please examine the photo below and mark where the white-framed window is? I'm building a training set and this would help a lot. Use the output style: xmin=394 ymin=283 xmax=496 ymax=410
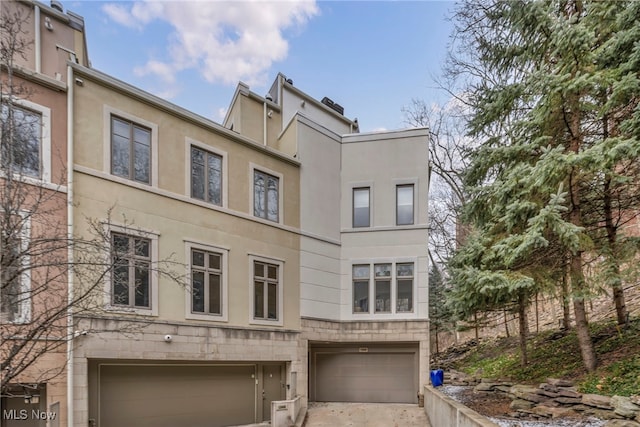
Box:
xmin=0 ymin=212 xmax=31 ymax=323
xmin=106 ymin=223 xmax=159 ymax=316
xmin=249 ymin=254 xmax=284 ymax=326
xmin=185 ymin=240 xmax=228 ymax=322
xmin=396 ymin=263 xmax=414 ymax=313
xmin=250 ymin=164 xmax=283 ymax=223
xmin=0 ymin=99 xmax=51 ymax=183
xmin=352 ymin=260 xmax=415 ymax=315
xmin=396 ymin=184 xmax=415 ymax=225
xmin=103 ymin=106 xmax=158 ymax=186
xmin=352 ymin=187 xmax=370 ymax=227
xmin=352 ymin=264 xmax=370 ymax=313
xmin=187 ymin=139 xmax=227 ymax=207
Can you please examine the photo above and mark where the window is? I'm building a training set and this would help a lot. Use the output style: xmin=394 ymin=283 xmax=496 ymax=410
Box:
xmin=396 ymin=184 xmax=414 ymax=225
xmin=111 ymin=233 xmax=151 ymax=308
xmin=253 ymin=260 xmax=279 ymax=320
xmin=254 ymin=170 xmax=279 ymax=222
xmin=353 ymin=187 xmax=370 ymax=227
xmin=1 ymin=214 xmax=30 ymax=323
xmin=111 ymin=116 xmax=151 ymax=184
xmin=374 ymin=264 xmax=391 ymax=313
xmin=396 ymin=263 xmax=414 ymax=312
xmin=352 ymin=265 xmax=369 ymax=313
xmin=351 ymin=261 xmax=415 ymax=315
xmin=1 ymin=104 xmax=42 ymax=178
xmin=191 ymin=249 xmax=222 ymax=315
xmin=191 ymin=146 xmax=222 ymax=205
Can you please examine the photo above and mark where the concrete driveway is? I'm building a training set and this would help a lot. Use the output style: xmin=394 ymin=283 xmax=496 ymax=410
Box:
xmin=304 ymin=402 xmax=431 ymax=427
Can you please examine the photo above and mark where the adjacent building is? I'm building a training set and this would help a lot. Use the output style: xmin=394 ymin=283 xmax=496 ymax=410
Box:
xmin=2 ymin=2 xmax=429 ymax=426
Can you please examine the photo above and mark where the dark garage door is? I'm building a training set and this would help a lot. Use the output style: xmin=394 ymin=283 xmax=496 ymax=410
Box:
xmin=99 ymin=365 xmax=256 ymax=427
xmin=310 ymin=346 xmax=418 ymax=403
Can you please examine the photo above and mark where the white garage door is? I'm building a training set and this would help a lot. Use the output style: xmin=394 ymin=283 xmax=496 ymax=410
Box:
xmin=310 ymin=346 xmax=418 ymax=403
xmin=99 ymin=365 xmax=256 ymax=427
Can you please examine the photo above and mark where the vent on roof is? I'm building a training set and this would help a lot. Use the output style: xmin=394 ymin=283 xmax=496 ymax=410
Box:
xmin=50 ymin=0 xmax=63 ymax=12
xmin=321 ymin=97 xmax=344 ymax=115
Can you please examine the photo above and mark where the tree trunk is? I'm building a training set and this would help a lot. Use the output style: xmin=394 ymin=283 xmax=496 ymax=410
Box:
xmin=570 ymin=252 xmax=598 ymax=371
xmin=561 ymin=259 xmax=571 ymax=330
xmin=603 ymin=175 xmax=628 ymax=326
xmin=503 ymin=309 xmax=510 ymax=337
xmin=518 ymin=292 xmax=529 ymax=367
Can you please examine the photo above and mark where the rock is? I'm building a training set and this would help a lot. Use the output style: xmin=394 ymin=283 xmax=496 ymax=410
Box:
xmin=540 ymin=383 xmax=559 ymax=393
xmin=547 ymin=378 xmax=574 ymax=387
xmin=538 ymin=389 xmax=560 ymax=398
xmin=532 ymin=405 xmax=579 ymax=419
xmin=510 ymin=384 xmax=539 ymax=399
xmin=510 ymin=399 xmax=535 ymax=411
xmin=557 ymin=389 xmax=582 ymax=398
xmin=631 ymin=396 xmax=640 ymax=406
xmin=611 ymin=395 xmax=640 ymax=419
xmin=494 ymin=385 xmax=512 ymax=394
xmin=583 ymin=393 xmax=613 ymax=409
xmin=474 ymin=382 xmax=498 ymax=392
xmin=555 ymin=397 xmax=584 ymax=405
xmin=521 ymin=392 xmax=551 ymax=404
xmin=604 ymin=420 xmax=640 ymax=427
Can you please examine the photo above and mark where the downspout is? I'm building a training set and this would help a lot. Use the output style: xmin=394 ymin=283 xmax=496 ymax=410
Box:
xmin=66 ymin=63 xmax=75 ymax=427
xmin=35 ymin=5 xmax=41 ymax=73
xmin=263 ymin=101 xmax=268 ymax=146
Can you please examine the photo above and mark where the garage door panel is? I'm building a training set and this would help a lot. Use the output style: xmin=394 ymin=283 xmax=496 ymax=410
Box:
xmin=100 ymin=365 xmax=256 ymax=427
xmin=313 ymin=350 xmax=417 ymax=403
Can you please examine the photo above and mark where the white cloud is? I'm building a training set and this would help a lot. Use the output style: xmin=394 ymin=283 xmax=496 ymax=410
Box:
xmin=103 ymin=0 xmax=319 ymax=88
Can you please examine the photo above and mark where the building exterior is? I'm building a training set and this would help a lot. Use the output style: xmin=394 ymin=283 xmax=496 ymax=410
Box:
xmin=3 ymin=2 xmax=429 ymax=426
xmin=0 ymin=1 xmax=88 ymax=426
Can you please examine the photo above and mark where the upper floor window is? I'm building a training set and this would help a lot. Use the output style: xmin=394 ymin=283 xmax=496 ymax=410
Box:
xmin=352 ymin=264 xmax=369 ymax=313
xmin=111 ymin=233 xmax=151 ymax=309
xmin=396 ymin=184 xmax=414 ymax=225
xmin=396 ymin=263 xmax=414 ymax=312
xmin=353 ymin=187 xmax=370 ymax=228
xmin=191 ymin=146 xmax=222 ymax=205
xmin=191 ymin=248 xmax=222 ymax=316
xmin=1 ymin=104 xmax=42 ymax=178
xmin=111 ymin=116 xmax=151 ymax=184
xmin=253 ymin=260 xmax=279 ymax=321
xmin=374 ymin=263 xmax=392 ymax=313
xmin=352 ymin=261 xmax=415 ymax=315
xmin=254 ymin=170 xmax=279 ymax=222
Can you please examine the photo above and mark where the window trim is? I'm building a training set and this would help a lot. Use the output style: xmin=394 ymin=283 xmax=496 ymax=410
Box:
xmin=396 ymin=183 xmax=415 ymax=226
xmin=103 ymin=106 xmax=158 ymax=187
xmin=0 ymin=99 xmax=51 ymax=183
xmin=184 ymin=240 xmax=229 ymax=322
xmin=185 ymin=137 xmax=228 ymax=208
xmin=350 ymin=258 xmax=417 ymax=317
xmin=248 ymin=254 xmax=284 ymax=326
xmin=0 ymin=210 xmax=31 ymax=324
xmin=249 ymin=163 xmax=284 ymax=224
xmin=393 ymin=178 xmax=418 ymax=227
xmin=352 ymin=187 xmax=371 ymax=228
xmin=104 ymin=223 xmax=159 ymax=316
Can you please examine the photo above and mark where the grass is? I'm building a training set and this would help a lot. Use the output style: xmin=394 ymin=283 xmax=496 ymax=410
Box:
xmin=439 ymin=317 xmax=640 ymax=396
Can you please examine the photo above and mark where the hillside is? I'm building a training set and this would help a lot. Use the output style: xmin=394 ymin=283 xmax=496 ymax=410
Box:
xmin=432 ymin=317 xmax=640 ymax=397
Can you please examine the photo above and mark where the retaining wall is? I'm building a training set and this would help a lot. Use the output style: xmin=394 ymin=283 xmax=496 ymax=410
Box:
xmin=424 ymin=385 xmax=499 ymax=427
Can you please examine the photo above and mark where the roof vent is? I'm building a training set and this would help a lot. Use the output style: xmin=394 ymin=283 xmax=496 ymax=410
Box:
xmin=50 ymin=0 xmax=63 ymax=12
xmin=321 ymin=96 xmax=344 ymax=115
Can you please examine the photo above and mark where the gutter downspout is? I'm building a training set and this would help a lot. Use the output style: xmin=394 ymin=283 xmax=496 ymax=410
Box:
xmin=263 ymin=101 xmax=268 ymax=146
xmin=66 ymin=63 xmax=75 ymax=427
xmin=35 ymin=5 xmax=41 ymax=73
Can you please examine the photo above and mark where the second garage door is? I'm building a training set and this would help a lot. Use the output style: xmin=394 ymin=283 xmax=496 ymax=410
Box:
xmin=309 ymin=345 xmax=418 ymax=403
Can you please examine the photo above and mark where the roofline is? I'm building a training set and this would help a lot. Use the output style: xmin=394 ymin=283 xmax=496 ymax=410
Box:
xmin=70 ymin=63 xmax=300 ymax=167
xmin=342 ymin=127 xmax=429 ymax=143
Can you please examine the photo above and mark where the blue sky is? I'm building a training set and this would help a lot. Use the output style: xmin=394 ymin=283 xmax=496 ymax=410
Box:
xmin=66 ymin=1 xmax=455 ymax=132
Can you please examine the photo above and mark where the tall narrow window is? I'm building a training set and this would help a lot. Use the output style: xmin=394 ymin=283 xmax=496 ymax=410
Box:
xmin=111 ymin=116 xmax=151 ymax=184
xmin=1 ymin=104 xmax=41 ymax=178
xmin=191 ymin=249 xmax=222 ymax=315
xmin=111 ymin=233 xmax=151 ymax=308
xmin=254 ymin=170 xmax=279 ymax=222
xmin=352 ymin=265 xmax=370 ymax=313
xmin=396 ymin=263 xmax=414 ymax=312
xmin=374 ymin=264 xmax=391 ymax=313
xmin=253 ymin=260 xmax=279 ymax=320
xmin=0 ymin=232 xmax=23 ymax=322
xmin=396 ymin=184 xmax=414 ymax=225
xmin=353 ymin=187 xmax=370 ymax=227
xmin=191 ymin=146 xmax=222 ymax=205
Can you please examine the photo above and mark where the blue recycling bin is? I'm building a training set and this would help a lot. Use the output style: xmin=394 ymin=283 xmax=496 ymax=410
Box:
xmin=430 ymin=369 xmax=444 ymax=387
